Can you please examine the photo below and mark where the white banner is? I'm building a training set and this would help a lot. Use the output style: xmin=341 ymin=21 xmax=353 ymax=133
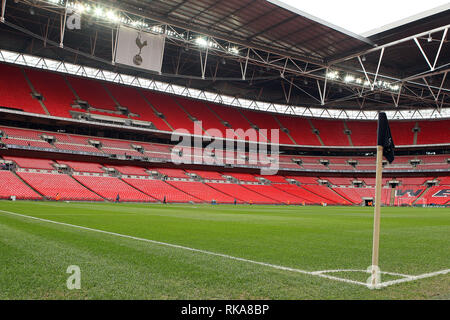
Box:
xmin=114 ymin=26 xmax=165 ymax=73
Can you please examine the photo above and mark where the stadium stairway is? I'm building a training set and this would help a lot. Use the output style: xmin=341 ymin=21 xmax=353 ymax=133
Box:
xmin=21 ymin=68 xmax=50 ymax=116
xmin=205 ymin=183 xmax=275 ymax=204
xmin=136 ymin=90 xmax=174 ymax=131
xmin=311 ymin=119 xmax=349 ymax=146
xmin=0 ymin=170 xmax=43 ymax=200
xmin=342 ymin=120 xmax=354 ymax=146
xmin=123 ymin=178 xmax=203 ymax=203
xmin=240 ymin=185 xmax=287 ymax=204
xmin=272 ymin=184 xmax=319 ymax=204
xmin=181 ymin=181 xmax=234 ymax=203
xmin=328 ymin=186 xmax=355 ymax=204
xmin=237 ymin=110 xmax=271 ymax=143
xmin=389 ymin=188 xmax=396 ymax=206
xmin=72 ymin=175 xmax=155 ymax=202
xmin=0 ymin=64 xmax=46 ymax=115
xmin=164 ymin=180 xmax=207 ymax=203
xmin=12 ymin=170 xmax=45 ymax=200
xmin=301 ymin=184 xmax=352 ymax=205
xmin=412 ymin=185 xmax=431 ymax=205
xmin=68 ymin=174 xmax=108 ymax=202
xmin=173 ymin=97 xmax=229 ymax=138
xmin=17 ymin=171 xmax=104 ymax=201
xmin=202 ymin=103 xmax=230 ymax=133
xmin=142 ymin=91 xmax=194 ymax=133
xmin=412 ymin=122 xmax=420 ymax=145
xmin=272 ymin=115 xmax=298 ymax=145
xmin=307 ymin=119 xmax=324 ymax=146
xmin=119 ymin=177 xmax=160 ymax=202
xmin=206 ymin=183 xmax=246 ymax=203
xmin=274 ymin=184 xmax=332 ymax=205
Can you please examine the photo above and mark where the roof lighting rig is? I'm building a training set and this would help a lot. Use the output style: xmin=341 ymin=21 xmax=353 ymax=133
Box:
xmin=0 ymin=0 xmax=448 ymax=114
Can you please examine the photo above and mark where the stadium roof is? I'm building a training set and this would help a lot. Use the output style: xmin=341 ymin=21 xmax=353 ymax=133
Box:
xmin=121 ymin=0 xmax=374 ymax=62
xmin=362 ymin=3 xmax=450 ymax=37
xmin=0 ymin=0 xmax=448 ymax=118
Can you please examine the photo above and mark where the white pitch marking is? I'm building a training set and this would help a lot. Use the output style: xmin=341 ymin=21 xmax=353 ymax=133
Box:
xmin=314 ymin=269 xmax=412 ymax=278
xmin=377 ymin=269 xmax=450 ymax=288
xmin=0 ymin=209 xmax=366 ymax=286
xmin=0 ymin=209 xmax=447 ymax=289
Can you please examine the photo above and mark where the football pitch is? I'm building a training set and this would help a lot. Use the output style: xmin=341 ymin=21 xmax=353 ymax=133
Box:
xmin=0 ymin=201 xmax=448 ymax=300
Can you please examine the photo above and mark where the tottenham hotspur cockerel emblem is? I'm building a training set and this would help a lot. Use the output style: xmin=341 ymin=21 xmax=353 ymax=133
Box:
xmin=133 ymin=32 xmax=148 ymax=66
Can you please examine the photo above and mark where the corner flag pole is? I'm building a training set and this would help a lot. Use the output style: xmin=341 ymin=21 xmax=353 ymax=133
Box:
xmin=371 ymin=112 xmax=395 ymax=287
xmin=371 ymin=145 xmax=383 ymax=286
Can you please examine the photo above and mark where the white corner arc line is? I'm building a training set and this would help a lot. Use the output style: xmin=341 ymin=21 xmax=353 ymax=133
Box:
xmin=0 ymin=209 xmax=447 ymax=289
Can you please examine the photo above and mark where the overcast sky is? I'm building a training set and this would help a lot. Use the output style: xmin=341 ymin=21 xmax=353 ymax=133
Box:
xmin=278 ymin=0 xmax=449 ymax=35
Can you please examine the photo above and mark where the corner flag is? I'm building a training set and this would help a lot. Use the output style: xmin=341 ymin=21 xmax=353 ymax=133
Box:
xmin=377 ymin=112 xmax=395 ymax=163
xmin=370 ymin=112 xmax=395 ymax=288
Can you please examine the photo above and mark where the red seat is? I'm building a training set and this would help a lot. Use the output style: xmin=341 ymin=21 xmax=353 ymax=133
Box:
xmin=167 ymin=181 xmax=235 ymax=203
xmin=73 ymin=175 xmax=155 ymax=202
xmin=3 ymin=156 xmax=55 ymax=170
xmin=206 ymin=183 xmax=278 ymax=204
xmin=25 ymin=69 xmax=74 ymax=118
xmin=17 ymin=172 xmax=102 ymax=201
xmin=0 ymin=64 xmax=45 ymax=115
xmin=0 ymin=170 xmax=42 ymax=200
xmin=123 ymin=178 xmax=200 ymax=203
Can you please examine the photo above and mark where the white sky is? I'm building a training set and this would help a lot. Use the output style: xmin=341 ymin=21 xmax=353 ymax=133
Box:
xmin=278 ymin=0 xmax=450 ymax=35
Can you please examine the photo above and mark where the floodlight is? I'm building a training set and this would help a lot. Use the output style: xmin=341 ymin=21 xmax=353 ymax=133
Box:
xmin=106 ymin=10 xmax=119 ymax=22
xmin=344 ymin=75 xmax=355 ymax=83
xmin=326 ymin=71 xmax=339 ymax=80
xmin=228 ymin=47 xmax=239 ymax=54
xmin=94 ymin=7 xmax=103 ymax=17
xmin=195 ymin=37 xmax=208 ymax=47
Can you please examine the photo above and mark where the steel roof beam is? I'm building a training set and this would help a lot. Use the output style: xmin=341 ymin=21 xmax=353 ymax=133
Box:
xmin=328 ymin=24 xmax=450 ymax=65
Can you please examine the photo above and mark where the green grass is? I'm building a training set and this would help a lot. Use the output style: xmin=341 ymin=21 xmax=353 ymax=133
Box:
xmin=0 ymin=201 xmax=448 ymax=299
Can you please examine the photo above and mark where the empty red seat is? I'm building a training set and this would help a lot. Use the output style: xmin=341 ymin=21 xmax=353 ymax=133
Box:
xmin=174 ymin=97 xmax=228 ymax=137
xmin=142 ymin=91 xmax=193 ymax=132
xmin=0 ymin=64 xmax=45 ymax=115
xmin=4 ymin=156 xmax=55 ymax=170
xmin=110 ymin=166 xmax=149 ymax=176
xmin=156 ymin=168 xmax=188 ymax=178
xmin=417 ymin=120 xmax=450 ymax=145
xmin=186 ymin=170 xmax=226 ymax=180
xmin=167 ymin=181 xmax=235 ymax=203
xmin=0 ymin=170 xmax=41 ymax=200
xmin=73 ymin=175 xmax=155 ymax=202
xmin=105 ymin=83 xmax=171 ymax=131
xmin=25 ymin=69 xmax=74 ymax=118
xmin=416 ymin=186 xmax=450 ymax=205
xmin=57 ymin=161 xmax=104 ymax=173
xmin=17 ymin=171 xmax=102 ymax=201
xmin=67 ymin=76 xmax=116 ymax=110
xmin=243 ymin=184 xmax=302 ymax=204
xmin=273 ymin=184 xmax=328 ymax=204
xmin=206 ymin=183 xmax=277 ymax=204
xmin=301 ymin=185 xmax=352 ymax=205
xmin=311 ymin=119 xmax=348 ymax=146
xmin=275 ymin=115 xmax=320 ymax=145
xmin=123 ymin=178 xmax=200 ymax=203
xmin=240 ymin=109 xmax=292 ymax=144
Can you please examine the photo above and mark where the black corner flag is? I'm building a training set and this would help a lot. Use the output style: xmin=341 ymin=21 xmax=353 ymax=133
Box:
xmin=377 ymin=112 xmax=395 ymax=163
